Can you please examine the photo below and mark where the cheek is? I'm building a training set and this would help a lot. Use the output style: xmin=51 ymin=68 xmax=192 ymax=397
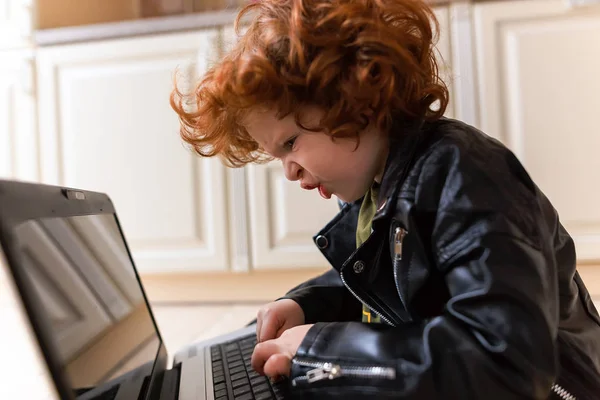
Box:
xmin=300 ymin=137 xmax=371 ymax=180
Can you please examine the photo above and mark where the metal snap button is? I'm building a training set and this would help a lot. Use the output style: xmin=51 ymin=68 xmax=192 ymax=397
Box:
xmin=315 ymin=235 xmax=329 ymax=249
xmin=353 ymin=260 xmax=365 ymax=274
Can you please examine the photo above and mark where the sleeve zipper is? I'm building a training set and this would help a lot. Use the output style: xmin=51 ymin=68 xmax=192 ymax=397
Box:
xmin=552 ymin=383 xmax=576 ymax=399
xmin=291 ymin=359 xmax=396 ymax=386
xmin=292 ymin=360 xmax=576 ymax=398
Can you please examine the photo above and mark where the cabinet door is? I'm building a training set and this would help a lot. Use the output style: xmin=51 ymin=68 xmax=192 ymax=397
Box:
xmin=0 ymin=49 xmax=37 ymax=181
xmin=433 ymin=6 xmax=455 ymax=119
xmin=36 ymin=29 xmax=230 ymax=273
xmin=0 ymin=0 xmax=34 ymax=50
xmin=247 ymin=163 xmax=341 ymax=269
xmin=473 ymin=0 xmax=600 ymax=261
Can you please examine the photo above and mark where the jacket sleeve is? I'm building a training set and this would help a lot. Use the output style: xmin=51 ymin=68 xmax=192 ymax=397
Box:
xmin=288 ymin=143 xmax=560 ymax=399
xmin=281 ymin=268 xmax=362 ymax=323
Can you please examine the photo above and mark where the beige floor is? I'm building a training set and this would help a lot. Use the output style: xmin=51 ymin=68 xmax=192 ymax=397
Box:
xmin=151 ymin=303 xmax=260 ymax=358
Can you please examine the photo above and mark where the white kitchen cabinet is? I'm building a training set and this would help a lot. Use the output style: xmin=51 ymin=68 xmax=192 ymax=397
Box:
xmin=0 ymin=0 xmax=34 ymax=50
xmin=433 ymin=6 xmax=455 ymax=119
xmin=35 ymin=29 xmax=231 ymax=274
xmin=0 ymin=49 xmax=38 ymax=181
xmin=473 ymin=0 xmax=600 ymax=261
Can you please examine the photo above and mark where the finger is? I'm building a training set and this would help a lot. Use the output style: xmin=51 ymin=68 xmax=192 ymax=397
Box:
xmin=256 ymin=310 xmax=263 ymax=342
xmin=263 ymin=353 xmax=292 ymax=378
xmin=259 ymin=309 xmax=279 ymax=342
xmin=251 ymin=340 xmax=279 ymax=375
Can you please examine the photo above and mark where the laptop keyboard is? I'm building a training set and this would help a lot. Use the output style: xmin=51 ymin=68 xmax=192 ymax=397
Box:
xmin=211 ymin=334 xmax=286 ymax=400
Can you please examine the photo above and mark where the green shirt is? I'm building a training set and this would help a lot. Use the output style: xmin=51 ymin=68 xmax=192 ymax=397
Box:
xmin=356 ymin=182 xmax=382 ymax=324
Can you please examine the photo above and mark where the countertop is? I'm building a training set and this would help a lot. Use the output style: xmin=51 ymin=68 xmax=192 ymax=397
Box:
xmin=34 ymin=0 xmax=469 ymax=46
xmin=35 ymin=9 xmax=241 ymax=46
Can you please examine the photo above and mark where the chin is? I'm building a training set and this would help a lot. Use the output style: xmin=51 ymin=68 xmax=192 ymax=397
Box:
xmin=336 ymin=192 xmax=362 ymax=204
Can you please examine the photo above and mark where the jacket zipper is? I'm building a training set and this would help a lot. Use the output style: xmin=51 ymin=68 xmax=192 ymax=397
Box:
xmin=393 ymin=227 xmax=408 ymax=315
xmin=339 ymin=268 xmax=395 ymax=326
xmin=551 ymin=383 xmax=576 ymax=400
xmin=291 ymin=359 xmax=396 ymax=387
xmin=394 ymin=226 xmax=407 ymax=260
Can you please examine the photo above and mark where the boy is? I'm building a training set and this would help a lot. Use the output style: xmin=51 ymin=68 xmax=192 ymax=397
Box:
xmin=171 ymin=0 xmax=600 ymax=398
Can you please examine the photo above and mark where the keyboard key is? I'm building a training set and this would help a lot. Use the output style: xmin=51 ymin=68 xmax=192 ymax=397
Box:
xmin=213 ymin=373 xmax=225 ymax=384
xmin=248 ymin=371 xmax=261 ymax=379
xmin=232 ymin=378 xmax=250 ymax=389
xmin=230 ymin=365 xmax=245 ymax=375
xmin=252 ymin=381 xmax=270 ymax=394
xmin=214 ymin=382 xmax=226 ymax=392
xmin=215 ymin=388 xmax=227 ymax=398
xmin=250 ymin=376 xmax=266 ymax=386
xmin=229 ymin=360 xmax=244 ymax=369
xmin=234 ymin=393 xmax=253 ymax=400
xmin=233 ymin=385 xmax=251 ymax=396
xmin=231 ymin=372 xmax=246 ymax=381
xmin=216 ymin=396 xmax=229 ymax=400
xmin=255 ymin=392 xmax=274 ymax=400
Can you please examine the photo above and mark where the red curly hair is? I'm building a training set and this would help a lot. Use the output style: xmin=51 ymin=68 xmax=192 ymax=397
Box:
xmin=171 ymin=0 xmax=449 ymax=167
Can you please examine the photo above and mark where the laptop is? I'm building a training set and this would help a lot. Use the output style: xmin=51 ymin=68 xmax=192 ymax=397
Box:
xmin=0 ymin=179 xmax=289 ymax=400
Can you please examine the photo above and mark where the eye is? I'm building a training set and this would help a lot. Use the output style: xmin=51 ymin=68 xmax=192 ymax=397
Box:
xmin=283 ymin=136 xmax=297 ymax=151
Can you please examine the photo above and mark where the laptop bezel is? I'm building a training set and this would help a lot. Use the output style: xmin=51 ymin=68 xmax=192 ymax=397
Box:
xmin=0 ymin=179 xmax=168 ymax=400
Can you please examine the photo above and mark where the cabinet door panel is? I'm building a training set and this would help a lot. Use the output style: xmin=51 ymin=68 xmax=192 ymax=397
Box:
xmin=36 ymin=30 xmax=229 ymax=273
xmin=474 ymin=0 xmax=600 ymax=261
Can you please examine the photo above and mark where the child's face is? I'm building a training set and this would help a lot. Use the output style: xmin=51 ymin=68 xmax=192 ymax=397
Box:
xmin=244 ymin=106 xmax=389 ymax=203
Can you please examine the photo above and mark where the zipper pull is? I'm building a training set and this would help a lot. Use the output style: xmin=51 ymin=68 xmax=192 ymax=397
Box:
xmin=394 ymin=227 xmax=407 ymax=260
xmin=306 ymin=363 xmax=342 ymax=383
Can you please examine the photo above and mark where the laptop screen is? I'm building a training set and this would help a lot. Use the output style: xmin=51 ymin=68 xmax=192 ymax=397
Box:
xmin=13 ymin=213 xmax=160 ymax=399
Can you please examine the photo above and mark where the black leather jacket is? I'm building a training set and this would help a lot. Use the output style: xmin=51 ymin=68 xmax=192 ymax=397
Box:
xmin=282 ymin=118 xmax=600 ymax=399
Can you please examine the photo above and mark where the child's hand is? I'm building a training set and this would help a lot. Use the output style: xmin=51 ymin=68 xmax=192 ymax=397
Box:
xmin=256 ymin=299 xmax=305 ymax=342
xmin=251 ymin=324 xmax=314 ymax=378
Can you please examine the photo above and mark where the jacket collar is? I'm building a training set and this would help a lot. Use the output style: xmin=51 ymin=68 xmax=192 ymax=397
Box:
xmin=373 ymin=117 xmax=427 ymax=222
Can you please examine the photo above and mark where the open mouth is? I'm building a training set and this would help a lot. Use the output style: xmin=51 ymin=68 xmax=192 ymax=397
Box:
xmin=317 ymin=184 xmax=331 ymax=199
xmin=301 ymin=183 xmax=331 ymax=199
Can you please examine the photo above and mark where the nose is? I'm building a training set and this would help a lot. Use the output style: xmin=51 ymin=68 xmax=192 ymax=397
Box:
xmin=282 ymin=157 xmax=303 ymax=182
